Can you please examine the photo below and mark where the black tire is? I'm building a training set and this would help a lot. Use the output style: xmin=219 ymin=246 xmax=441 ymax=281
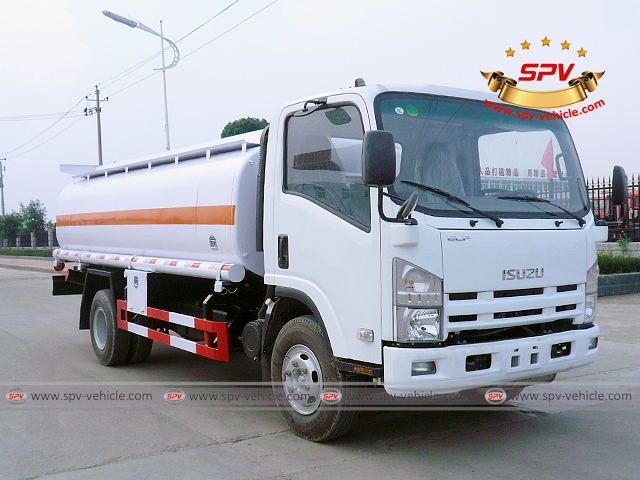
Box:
xmin=271 ymin=315 xmax=359 ymax=442
xmin=89 ymin=289 xmax=130 ymax=366
xmin=126 ymin=334 xmax=153 ymax=364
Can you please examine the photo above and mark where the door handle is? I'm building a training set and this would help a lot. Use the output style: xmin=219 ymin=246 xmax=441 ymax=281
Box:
xmin=278 ymin=234 xmax=289 ymax=269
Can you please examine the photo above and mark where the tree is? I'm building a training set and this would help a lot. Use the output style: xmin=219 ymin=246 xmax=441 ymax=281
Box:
xmin=0 ymin=212 xmax=22 ymax=242
xmin=221 ymin=117 xmax=268 ymax=138
xmin=19 ymin=199 xmax=47 ymax=235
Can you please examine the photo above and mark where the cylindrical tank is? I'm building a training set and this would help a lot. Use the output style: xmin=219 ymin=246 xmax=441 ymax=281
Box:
xmin=56 ymin=134 xmax=264 ymax=276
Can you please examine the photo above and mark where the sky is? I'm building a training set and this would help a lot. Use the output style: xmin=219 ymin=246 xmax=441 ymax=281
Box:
xmin=1 ymin=0 xmax=638 ymax=219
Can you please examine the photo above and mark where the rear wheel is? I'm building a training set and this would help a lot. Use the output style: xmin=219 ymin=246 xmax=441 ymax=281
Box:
xmin=126 ymin=334 xmax=153 ymax=364
xmin=90 ymin=289 xmax=130 ymax=366
xmin=271 ymin=316 xmax=359 ymax=442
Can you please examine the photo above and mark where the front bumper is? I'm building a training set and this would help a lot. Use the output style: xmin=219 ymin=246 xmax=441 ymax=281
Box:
xmin=383 ymin=325 xmax=599 ymax=395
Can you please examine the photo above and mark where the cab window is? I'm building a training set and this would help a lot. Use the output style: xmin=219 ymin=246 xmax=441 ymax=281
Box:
xmin=284 ymin=105 xmax=370 ymax=230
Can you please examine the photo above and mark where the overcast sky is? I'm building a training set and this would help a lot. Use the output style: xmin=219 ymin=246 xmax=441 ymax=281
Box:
xmin=1 ymin=0 xmax=638 ymax=219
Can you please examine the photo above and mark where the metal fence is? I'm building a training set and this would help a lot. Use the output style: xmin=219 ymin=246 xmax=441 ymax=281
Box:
xmin=1 ymin=230 xmax=59 ymax=249
xmin=587 ymin=174 xmax=640 ymax=242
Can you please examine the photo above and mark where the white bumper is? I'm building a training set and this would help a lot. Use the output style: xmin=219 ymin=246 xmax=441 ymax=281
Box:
xmin=383 ymin=326 xmax=599 ymax=395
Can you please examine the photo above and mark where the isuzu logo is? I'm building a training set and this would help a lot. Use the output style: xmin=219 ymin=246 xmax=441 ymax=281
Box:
xmin=502 ymin=268 xmax=544 ymax=280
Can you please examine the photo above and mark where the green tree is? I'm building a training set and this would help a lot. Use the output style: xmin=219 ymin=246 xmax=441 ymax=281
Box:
xmin=221 ymin=117 xmax=268 ymax=138
xmin=0 ymin=212 xmax=22 ymax=241
xmin=19 ymin=199 xmax=47 ymax=234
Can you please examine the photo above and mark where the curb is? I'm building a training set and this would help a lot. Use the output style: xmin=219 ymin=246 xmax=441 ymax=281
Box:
xmin=0 ymin=264 xmax=54 ymax=274
xmin=598 ymin=273 xmax=640 ymax=297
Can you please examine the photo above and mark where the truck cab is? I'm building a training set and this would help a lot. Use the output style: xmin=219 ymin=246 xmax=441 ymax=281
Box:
xmin=259 ymin=82 xmax=607 ymax=438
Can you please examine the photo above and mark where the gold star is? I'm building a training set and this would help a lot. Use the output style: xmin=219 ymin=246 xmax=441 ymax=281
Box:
xmin=561 ymin=40 xmax=571 ymax=50
xmin=577 ymin=47 xmax=587 ymax=57
xmin=541 ymin=36 xmax=551 ymax=46
xmin=521 ymin=40 xmax=531 ymax=50
xmin=506 ymin=47 xmax=515 ymax=57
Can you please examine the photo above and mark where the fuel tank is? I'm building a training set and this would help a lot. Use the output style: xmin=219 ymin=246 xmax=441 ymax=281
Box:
xmin=56 ymin=132 xmax=264 ymax=276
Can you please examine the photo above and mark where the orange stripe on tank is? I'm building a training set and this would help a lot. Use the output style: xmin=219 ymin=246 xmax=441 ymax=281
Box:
xmin=56 ymin=205 xmax=235 ymax=227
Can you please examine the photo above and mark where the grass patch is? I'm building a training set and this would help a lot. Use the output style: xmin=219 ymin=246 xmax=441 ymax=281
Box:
xmin=0 ymin=249 xmax=53 ymax=258
xmin=598 ymin=252 xmax=640 ymax=274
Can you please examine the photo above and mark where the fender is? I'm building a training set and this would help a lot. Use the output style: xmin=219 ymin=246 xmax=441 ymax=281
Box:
xmin=267 ymin=286 xmax=333 ymax=354
xmin=79 ymin=269 xmax=125 ymax=329
xmin=258 ymin=286 xmax=334 ymax=382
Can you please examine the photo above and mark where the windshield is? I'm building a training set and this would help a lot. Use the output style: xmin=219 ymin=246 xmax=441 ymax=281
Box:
xmin=374 ymin=92 xmax=590 ymax=220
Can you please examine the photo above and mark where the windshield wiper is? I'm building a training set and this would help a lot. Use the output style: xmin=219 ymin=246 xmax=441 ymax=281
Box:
xmin=497 ymin=195 xmax=586 ymax=227
xmin=402 ymin=181 xmax=503 ymax=227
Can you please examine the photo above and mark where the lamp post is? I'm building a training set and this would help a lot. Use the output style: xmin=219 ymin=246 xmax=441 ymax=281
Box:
xmin=103 ymin=10 xmax=180 ymax=151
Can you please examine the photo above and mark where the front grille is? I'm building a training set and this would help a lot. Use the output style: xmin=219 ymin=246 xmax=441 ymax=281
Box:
xmin=449 ymin=314 xmax=478 ymax=323
xmin=446 ymin=318 xmax=575 ymax=345
xmin=557 ymin=284 xmax=578 ymax=292
xmin=494 ymin=308 xmax=543 ymax=320
xmin=494 ymin=287 xmax=544 ymax=298
xmin=449 ymin=292 xmax=478 ymax=301
xmin=556 ymin=304 xmax=577 ymax=312
xmin=444 ymin=283 xmax=584 ymax=345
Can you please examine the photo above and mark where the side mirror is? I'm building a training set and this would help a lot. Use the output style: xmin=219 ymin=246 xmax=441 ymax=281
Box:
xmin=612 ymin=165 xmax=628 ymax=206
xmin=362 ymin=130 xmax=396 ymax=187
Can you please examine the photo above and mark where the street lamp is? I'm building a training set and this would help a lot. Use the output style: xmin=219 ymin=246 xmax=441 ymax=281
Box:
xmin=103 ymin=10 xmax=180 ymax=151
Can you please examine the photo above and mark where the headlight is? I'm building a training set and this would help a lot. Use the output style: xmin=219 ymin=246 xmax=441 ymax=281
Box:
xmin=393 ymin=259 xmax=443 ymax=342
xmin=396 ymin=306 xmax=441 ymax=341
xmin=583 ymin=260 xmax=598 ymax=324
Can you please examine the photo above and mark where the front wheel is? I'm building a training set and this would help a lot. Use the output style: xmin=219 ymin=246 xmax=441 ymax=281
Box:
xmin=271 ymin=316 xmax=358 ymax=442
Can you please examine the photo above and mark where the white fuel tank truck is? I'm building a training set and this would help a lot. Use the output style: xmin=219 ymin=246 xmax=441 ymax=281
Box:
xmin=53 ymin=80 xmax=616 ymax=441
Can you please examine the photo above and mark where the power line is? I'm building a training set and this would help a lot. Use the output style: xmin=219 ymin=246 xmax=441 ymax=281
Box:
xmin=0 ymin=111 xmax=86 ymax=122
xmin=107 ymin=71 xmax=160 ymax=98
xmin=0 ymin=96 xmax=87 ymax=157
xmin=175 ymin=0 xmax=241 ymax=43
xmin=5 ymin=116 xmax=86 ymax=160
xmin=182 ymin=0 xmax=278 ymax=60
xmin=100 ymin=52 xmax=161 ymax=90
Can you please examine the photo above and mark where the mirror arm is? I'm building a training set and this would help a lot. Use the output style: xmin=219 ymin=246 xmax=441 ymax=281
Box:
xmin=377 ymin=188 xmax=417 ymax=225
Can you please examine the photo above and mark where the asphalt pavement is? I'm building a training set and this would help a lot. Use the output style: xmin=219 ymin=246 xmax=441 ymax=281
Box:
xmin=1 ymin=257 xmax=639 ymax=480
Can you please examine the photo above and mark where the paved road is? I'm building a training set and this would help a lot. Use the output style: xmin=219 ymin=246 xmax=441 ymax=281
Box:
xmin=1 ymin=260 xmax=639 ymax=479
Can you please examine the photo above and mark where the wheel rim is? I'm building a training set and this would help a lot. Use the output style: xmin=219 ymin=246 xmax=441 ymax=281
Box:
xmin=92 ymin=307 xmax=108 ymax=351
xmin=282 ymin=344 xmax=323 ymax=415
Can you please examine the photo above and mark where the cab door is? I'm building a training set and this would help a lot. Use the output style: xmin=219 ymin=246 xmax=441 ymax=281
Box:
xmin=264 ymin=93 xmax=381 ymax=364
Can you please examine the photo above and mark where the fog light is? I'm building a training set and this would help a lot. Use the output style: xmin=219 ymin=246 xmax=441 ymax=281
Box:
xmin=589 ymin=337 xmax=598 ymax=350
xmin=411 ymin=361 xmax=436 ymax=376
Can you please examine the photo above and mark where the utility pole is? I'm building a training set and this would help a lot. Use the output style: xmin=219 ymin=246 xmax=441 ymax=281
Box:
xmin=0 ymin=158 xmax=5 ymax=217
xmin=85 ymin=86 xmax=107 ymax=165
xmin=159 ymin=20 xmax=171 ymax=151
